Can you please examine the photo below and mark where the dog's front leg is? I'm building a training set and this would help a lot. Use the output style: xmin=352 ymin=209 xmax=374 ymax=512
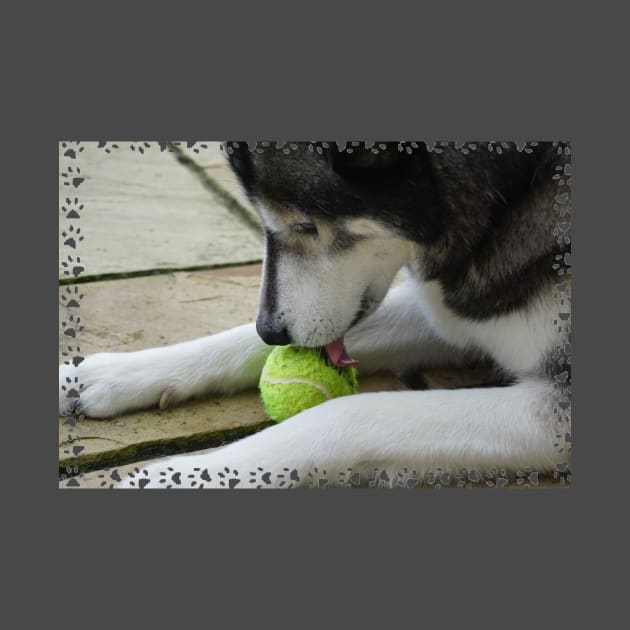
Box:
xmin=58 ymin=277 xmax=465 ymax=419
xmin=118 ymin=378 xmax=569 ymax=488
xmin=59 ymin=323 xmax=271 ymax=418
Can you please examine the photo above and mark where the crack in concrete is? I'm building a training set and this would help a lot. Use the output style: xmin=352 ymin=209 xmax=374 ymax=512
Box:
xmin=58 ymin=259 xmax=262 ymax=285
xmin=168 ymin=142 xmax=263 ymax=235
xmin=178 ymin=295 xmax=223 ymax=304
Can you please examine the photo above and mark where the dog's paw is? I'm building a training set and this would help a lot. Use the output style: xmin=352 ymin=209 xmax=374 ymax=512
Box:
xmin=59 ymin=352 xmax=172 ymax=419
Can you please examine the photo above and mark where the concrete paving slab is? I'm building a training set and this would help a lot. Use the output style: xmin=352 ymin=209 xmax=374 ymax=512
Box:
xmin=59 ymin=264 xmax=264 ymax=355
xmin=59 ymin=389 xmax=274 ymax=474
xmin=59 ymin=142 xmax=263 ymax=279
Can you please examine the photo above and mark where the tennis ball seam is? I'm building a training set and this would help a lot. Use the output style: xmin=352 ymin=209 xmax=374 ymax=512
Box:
xmin=259 ymin=374 xmax=333 ymax=400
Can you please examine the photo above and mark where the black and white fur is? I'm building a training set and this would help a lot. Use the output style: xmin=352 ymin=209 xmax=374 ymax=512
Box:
xmin=59 ymin=141 xmax=571 ymax=488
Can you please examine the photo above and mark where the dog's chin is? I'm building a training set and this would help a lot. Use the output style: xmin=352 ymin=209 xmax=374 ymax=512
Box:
xmin=290 ymin=331 xmax=346 ymax=350
xmin=288 ymin=302 xmax=378 ymax=368
xmin=285 ymin=323 xmax=344 ymax=349
xmin=286 ymin=287 xmax=382 ymax=351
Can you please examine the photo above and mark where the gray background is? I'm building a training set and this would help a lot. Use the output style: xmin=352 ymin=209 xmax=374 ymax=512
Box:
xmin=8 ymin=0 xmax=626 ymax=626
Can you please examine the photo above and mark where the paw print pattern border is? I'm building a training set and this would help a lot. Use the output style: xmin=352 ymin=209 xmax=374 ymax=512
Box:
xmin=59 ymin=142 xmax=88 ymax=481
xmin=58 ymin=141 xmax=572 ymax=489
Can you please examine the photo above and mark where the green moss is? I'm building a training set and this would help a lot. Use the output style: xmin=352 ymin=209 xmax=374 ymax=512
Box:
xmin=58 ymin=421 xmax=274 ymax=478
xmin=169 ymin=142 xmax=263 ymax=235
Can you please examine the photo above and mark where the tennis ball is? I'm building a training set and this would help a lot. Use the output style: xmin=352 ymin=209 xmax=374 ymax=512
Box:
xmin=259 ymin=345 xmax=358 ymax=422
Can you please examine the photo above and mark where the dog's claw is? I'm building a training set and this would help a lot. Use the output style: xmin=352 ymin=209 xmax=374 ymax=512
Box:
xmin=159 ymin=385 xmax=177 ymax=410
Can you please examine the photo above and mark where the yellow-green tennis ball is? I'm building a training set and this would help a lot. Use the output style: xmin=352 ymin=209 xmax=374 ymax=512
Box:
xmin=259 ymin=346 xmax=358 ymax=422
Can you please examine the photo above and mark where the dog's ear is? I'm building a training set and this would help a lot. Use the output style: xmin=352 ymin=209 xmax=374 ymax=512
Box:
xmin=324 ymin=142 xmax=415 ymax=178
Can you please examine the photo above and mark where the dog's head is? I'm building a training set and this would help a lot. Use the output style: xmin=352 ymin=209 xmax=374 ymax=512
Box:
xmin=225 ymin=142 xmax=437 ymax=359
xmin=224 ymin=141 xmax=554 ymax=360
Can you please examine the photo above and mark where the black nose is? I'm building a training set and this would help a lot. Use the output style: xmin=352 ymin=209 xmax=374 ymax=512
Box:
xmin=256 ymin=318 xmax=291 ymax=346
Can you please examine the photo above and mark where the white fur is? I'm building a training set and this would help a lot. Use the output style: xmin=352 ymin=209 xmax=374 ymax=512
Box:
xmin=411 ymin=277 xmax=558 ymax=375
xmin=117 ymin=378 xmax=567 ymax=488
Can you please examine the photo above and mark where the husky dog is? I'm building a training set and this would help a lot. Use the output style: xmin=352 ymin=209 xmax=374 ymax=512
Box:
xmin=59 ymin=141 xmax=571 ymax=488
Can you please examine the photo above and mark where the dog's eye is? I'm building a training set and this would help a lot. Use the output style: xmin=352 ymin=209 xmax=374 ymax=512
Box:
xmin=292 ymin=223 xmax=318 ymax=236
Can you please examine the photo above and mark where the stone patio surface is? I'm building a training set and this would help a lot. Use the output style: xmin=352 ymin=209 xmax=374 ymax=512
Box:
xmin=59 ymin=142 xmax=262 ymax=280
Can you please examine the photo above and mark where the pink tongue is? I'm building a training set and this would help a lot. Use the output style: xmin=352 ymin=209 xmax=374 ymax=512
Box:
xmin=325 ymin=337 xmax=359 ymax=367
